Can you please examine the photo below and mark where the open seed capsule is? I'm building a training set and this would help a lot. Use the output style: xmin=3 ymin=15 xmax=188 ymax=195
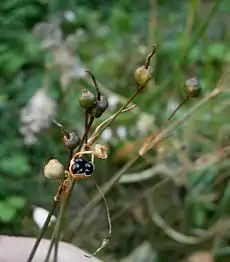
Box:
xmin=63 ymin=132 xmax=80 ymax=150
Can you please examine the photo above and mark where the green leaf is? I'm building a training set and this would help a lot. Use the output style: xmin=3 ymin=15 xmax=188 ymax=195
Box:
xmin=0 ymin=201 xmax=16 ymax=222
xmin=6 ymin=196 xmax=26 ymax=209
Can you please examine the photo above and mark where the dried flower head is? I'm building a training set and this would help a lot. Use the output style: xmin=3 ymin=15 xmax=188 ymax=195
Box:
xmin=94 ymin=144 xmax=108 ymax=159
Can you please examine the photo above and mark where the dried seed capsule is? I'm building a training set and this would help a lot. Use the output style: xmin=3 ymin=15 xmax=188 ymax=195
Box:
xmin=89 ymin=94 xmax=108 ymax=118
xmin=84 ymin=162 xmax=94 ymax=176
xmin=184 ymin=77 xmax=201 ymax=98
xmin=133 ymin=65 xmax=153 ymax=86
xmin=63 ymin=132 xmax=80 ymax=150
xmin=94 ymin=144 xmax=108 ymax=159
xmin=44 ymin=159 xmax=64 ymax=179
xmin=79 ymin=89 xmax=96 ymax=109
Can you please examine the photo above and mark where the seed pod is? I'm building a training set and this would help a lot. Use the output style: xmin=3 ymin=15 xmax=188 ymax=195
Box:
xmin=44 ymin=159 xmax=64 ymax=179
xmin=63 ymin=132 xmax=80 ymax=150
xmin=79 ymin=89 xmax=96 ymax=109
xmin=133 ymin=65 xmax=153 ymax=86
xmin=89 ymin=94 xmax=108 ymax=118
xmin=184 ymin=77 xmax=201 ymax=98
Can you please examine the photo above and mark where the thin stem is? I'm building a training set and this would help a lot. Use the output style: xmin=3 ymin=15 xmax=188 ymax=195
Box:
xmin=52 ymin=120 xmax=70 ymax=139
xmin=85 ymin=70 xmax=101 ymax=100
xmin=88 ymin=105 xmax=136 ymax=145
xmin=85 ymin=110 xmax=89 ymax=143
xmin=44 ymin=226 xmax=56 ymax=261
xmin=85 ymin=179 xmax=112 ymax=258
xmin=167 ymin=96 xmax=189 ymax=122
xmin=149 ymin=96 xmax=189 ymax=145
xmin=145 ymin=45 xmax=157 ymax=69
xmin=53 ymin=201 xmax=64 ymax=261
xmin=77 ymin=116 xmax=94 ymax=151
xmin=26 ymin=201 xmax=59 ymax=262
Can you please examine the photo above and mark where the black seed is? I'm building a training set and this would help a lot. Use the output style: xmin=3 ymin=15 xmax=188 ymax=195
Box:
xmin=84 ymin=162 xmax=94 ymax=176
xmin=74 ymin=157 xmax=86 ymax=165
xmin=71 ymin=158 xmax=85 ymax=174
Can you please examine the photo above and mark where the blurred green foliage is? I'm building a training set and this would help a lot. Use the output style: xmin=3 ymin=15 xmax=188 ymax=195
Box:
xmin=1 ymin=0 xmax=230 ymax=261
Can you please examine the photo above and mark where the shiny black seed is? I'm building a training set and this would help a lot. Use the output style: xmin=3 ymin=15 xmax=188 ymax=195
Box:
xmin=84 ymin=162 xmax=94 ymax=176
xmin=71 ymin=158 xmax=86 ymax=174
xmin=74 ymin=157 xmax=86 ymax=165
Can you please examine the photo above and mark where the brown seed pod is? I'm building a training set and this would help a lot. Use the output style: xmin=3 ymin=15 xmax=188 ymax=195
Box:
xmin=184 ymin=77 xmax=201 ymax=98
xmin=89 ymin=94 xmax=108 ymax=118
xmin=133 ymin=65 xmax=153 ymax=86
xmin=44 ymin=159 xmax=64 ymax=179
xmin=63 ymin=132 xmax=80 ymax=150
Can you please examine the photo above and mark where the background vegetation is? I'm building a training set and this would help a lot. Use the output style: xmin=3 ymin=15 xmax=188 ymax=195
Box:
xmin=1 ymin=0 xmax=230 ymax=261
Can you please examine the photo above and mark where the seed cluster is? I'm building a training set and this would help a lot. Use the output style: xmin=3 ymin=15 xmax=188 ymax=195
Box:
xmin=70 ymin=157 xmax=94 ymax=178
